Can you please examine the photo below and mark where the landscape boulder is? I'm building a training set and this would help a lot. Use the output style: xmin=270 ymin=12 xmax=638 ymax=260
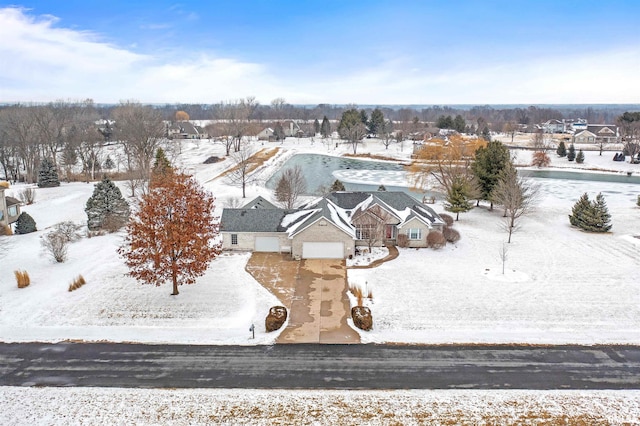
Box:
xmin=351 ymin=306 xmax=373 ymax=331
xmin=265 ymin=306 xmax=287 ymax=332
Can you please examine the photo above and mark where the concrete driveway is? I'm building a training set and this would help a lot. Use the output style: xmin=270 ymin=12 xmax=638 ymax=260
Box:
xmin=246 ymin=254 xmax=360 ymax=344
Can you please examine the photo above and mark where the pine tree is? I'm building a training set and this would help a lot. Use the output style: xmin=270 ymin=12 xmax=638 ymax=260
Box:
xmin=369 ymin=108 xmax=385 ymax=136
xmin=330 ymin=179 xmax=345 ymax=192
xmin=14 ymin=212 xmax=37 ymax=234
xmin=37 ymin=158 xmax=60 ymax=188
xmin=444 ymin=176 xmax=473 ymax=221
xmin=569 ymin=193 xmax=612 ymax=232
xmin=576 ymin=150 xmax=585 ymax=164
xmin=103 ymin=156 xmax=115 ymax=170
xmin=119 ymin=172 xmax=221 ymax=296
xmin=567 ymin=144 xmax=576 ymax=161
xmin=569 ymin=193 xmax=591 ymax=227
xmin=556 ymin=141 xmax=567 ymax=157
xmin=151 ymin=148 xmax=172 ymax=185
xmin=314 ymin=118 xmax=320 ymax=135
xmin=472 ymin=141 xmax=510 ymax=209
xmin=320 ymin=116 xmax=331 ymax=138
xmin=85 ymin=176 xmax=130 ymax=231
xmin=377 ymin=184 xmax=387 ymax=191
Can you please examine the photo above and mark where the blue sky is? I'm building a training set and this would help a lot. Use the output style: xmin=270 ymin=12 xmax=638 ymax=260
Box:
xmin=1 ymin=1 xmax=639 ymax=104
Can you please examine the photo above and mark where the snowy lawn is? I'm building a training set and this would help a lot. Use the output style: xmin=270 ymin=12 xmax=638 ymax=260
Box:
xmin=348 ymin=176 xmax=640 ymax=344
xmin=2 ymin=387 xmax=640 ymax=425
xmin=1 ymin=137 xmax=639 ymax=345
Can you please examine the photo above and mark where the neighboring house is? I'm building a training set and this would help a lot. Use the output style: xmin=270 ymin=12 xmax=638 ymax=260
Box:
xmin=541 ymin=119 xmax=564 ymax=134
xmin=167 ymin=121 xmax=208 ymax=139
xmin=0 ymin=182 xmax=21 ymax=229
xmin=281 ymin=120 xmax=304 ymax=138
xmin=257 ymin=127 xmax=274 ymax=141
xmin=220 ymin=191 xmax=445 ymax=259
xmin=573 ymin=125 xmax=618 ymax=145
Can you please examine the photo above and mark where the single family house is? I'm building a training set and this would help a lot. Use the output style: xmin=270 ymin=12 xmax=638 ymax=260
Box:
xmin=0 ymin=182 xmax=21 ymax=231
xmin=220 ymin=191 xmax=445 ymax=259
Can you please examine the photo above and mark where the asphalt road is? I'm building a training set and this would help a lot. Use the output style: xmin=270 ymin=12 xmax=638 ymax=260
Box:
xmin=2 ymin=343 xmax=640 ymax=389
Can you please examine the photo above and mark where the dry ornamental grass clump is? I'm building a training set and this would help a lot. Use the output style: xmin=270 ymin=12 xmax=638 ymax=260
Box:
xmin=14 ymin=270 xmax=30 ymax=288
xmin=68 ymin=275 xmax=86 ymax=292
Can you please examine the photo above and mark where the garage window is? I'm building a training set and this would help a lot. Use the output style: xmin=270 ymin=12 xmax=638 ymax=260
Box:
xmin=8 ymin=206 xmax=17 ymax=217
xmin=408 ymin=228 xmax=422 ymax=240
xmin=231 ymin=234 xmax=238 ymax=245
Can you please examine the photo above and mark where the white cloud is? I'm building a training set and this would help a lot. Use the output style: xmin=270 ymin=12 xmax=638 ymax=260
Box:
xmin=0 ymin=7 xmax=638 ymax=105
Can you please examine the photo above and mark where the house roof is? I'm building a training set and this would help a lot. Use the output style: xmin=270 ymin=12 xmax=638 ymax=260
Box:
xmin=220 ymin=208 xmax=293 ymax=232
xmin=242 ymin=196 xmax=278 ymax=209
xmin=5 ymin=196 xmax=20 ymax=206
xmin=587 ymin=124 xmax=617 ymax=135
xmin=220 ymin=191 xmax=444 ymax=237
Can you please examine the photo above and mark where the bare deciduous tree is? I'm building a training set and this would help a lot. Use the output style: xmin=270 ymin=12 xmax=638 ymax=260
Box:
xmin=112 ymin=101 xmax=165 ymax=193
xmin=274 ymin=165 xmax=307 ymax=209
xmin=225 ymin=141 xmax=260 ymax=198
xmin=491 ymin=164 xmax=540 ymax=243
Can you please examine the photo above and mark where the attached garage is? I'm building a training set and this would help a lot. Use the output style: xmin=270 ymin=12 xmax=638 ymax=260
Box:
xmin=302 ymin=242 xmax=344 ymax=259
xmin=255 ymin=236 xmax=280 ymax=252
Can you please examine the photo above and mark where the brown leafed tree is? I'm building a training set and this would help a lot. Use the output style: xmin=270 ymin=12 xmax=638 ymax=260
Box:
xmin=119 ymin=171 xmax=221 ymax=295
xmin=175 ymin=110 xmax=190 ymax=121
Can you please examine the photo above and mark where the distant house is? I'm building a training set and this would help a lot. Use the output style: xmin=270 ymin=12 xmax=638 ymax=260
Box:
xmin=0 ymin=182 xmax=21 ymax=230
xmin=257 ymin=127 xmax=274 ymax=141
xmin=167 ymin=121 xmax=208 ymax=139
xmin=541 ymin=119 xmax=564 ymax=134
xmin=220 ymin=191 xmax=445 ymax=259
xmin=573 ymin=124 xmax=618 ymax=145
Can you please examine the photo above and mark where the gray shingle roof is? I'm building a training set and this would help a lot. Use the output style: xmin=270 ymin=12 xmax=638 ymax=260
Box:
xmin=242 ymin=196 xmax=277 ymax=209
xmin=220 ymin=208 xmax=293 ymax=232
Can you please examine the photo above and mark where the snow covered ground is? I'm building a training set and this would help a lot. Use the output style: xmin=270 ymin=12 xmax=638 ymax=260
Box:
xmin=1 ymin=136 xmax=639 ymax=345
xmin=2 ymin=387 xmax=640 ymax=425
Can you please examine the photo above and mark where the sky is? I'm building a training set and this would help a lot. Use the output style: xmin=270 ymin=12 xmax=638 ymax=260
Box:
xmin=1 ymin=1 xmax=639 ymax=105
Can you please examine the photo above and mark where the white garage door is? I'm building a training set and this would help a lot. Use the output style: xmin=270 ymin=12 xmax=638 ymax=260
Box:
xmin=302 ymin=242 xmax=344 ymax=259
xmin=255 ymin=236 xmax=280 ymax=252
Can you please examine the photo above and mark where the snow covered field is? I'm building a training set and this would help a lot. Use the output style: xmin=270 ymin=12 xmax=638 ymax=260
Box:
xmin=3 ymin=387 xmax=640 ymax=425
xmin=0 ymin=136 xmax=639 ymax=345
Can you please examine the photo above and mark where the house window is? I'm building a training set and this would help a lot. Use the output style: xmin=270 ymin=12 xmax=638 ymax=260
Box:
xmin=355 ymin=224 xmax=374 ymax=240
xmin=231 ymin=234 xmax=238 ymax=245
xmin=407 ymin=228 xmax=422 ymax=240
xmin=8 ymin=206 xmax=17 ymax=217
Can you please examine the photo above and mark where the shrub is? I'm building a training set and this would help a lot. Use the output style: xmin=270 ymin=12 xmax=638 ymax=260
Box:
xmin=19 ymin=187 xmax=36 ymax=205
xmin=68 ymin=275 xmax=86 ymax=292
xmin=14 ymin=270 xmax=30 ymax=288
xmin=569 ymin=192 xmax=612 ymax=232
xmin=0 ymin=224 xmax=12 ymax=236
xmin=53 ymin=221 xmax=82 ymax=242
xmin=576 ymin=150 xmax=585 ymax=164
xmin=426 ymin=230 xmax=446 ymax=249
xmin=443 ymin=226 xmax=461 ymax=243
xmin=567 ymin=144 xmax=576 ymax=161
xmin=85 ymin=176 xmax=130 ymax=232
xmin=531 ymin=151 xmax=551 ymax=167
xmin=439 ymin=213 xmax=454 ymax=227
xmin=41 ymin=231 xmax=69 ymax=263
xmin=556 ymin=141 xmax=567 ymax=157
xmin=396 ymin=233 xmax=409 ymax=248
xmin=203 ymin=156 xmax=222 ymax=164
xmin=14 ymin=212 xmax=37 ymax=234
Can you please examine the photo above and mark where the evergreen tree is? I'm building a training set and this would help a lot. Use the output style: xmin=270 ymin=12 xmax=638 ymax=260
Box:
xmin=567 ymin=143 xmax=576 ymax=161
xmin=37 ymin=158 xmax=60 ymax=188
xmin=330 ymin=179 xmax=345 ymax=192
xmin=313 ymin=118 xmax=320 ymax=135
xmin=274 ymin=122 xmax=285 ymax=141
xmin=569 ymin=193 xmax=591 ymax=228
xmin=453 ymin=115 xmax=466 ymax=133
xmin=556 ymin=141 xmax=567 ymax=157
xmin=436 ymin=115 xmax=454 ymax=129
xmin=576 ymin=150 xmax=585 ymax=164
xmin=369 ymin=108 xmax=385 ymax=136
xmin=151 ymin=148 xmax=172 ymax=185
xmin=444 ymin=176 xmax=474 ymax=220
xmin=15 ymin=212 xmax=37 ymax=234
xmin=359 ymin=109 xmax=368 ymax=126
xmin=320 ymin=116 xmax=331 ymax=138
xmin=377 ymin=184 xmax=387 ymax=191
xmin=85 ymin=176 xmax=130 ymax=231
xmin=569 ymin=193 xmax=612 ymax=232
xmin=472 ymin=141 xmax=511 ymax=209
xmin=482 ymin=126 xmax=491 ymax=141
xmin=103 ymin=156 xmax=115 ymax=170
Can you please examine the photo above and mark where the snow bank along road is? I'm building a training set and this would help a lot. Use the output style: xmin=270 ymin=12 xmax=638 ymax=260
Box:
xmin=2 ymin=342 xmax=640 ymax=390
